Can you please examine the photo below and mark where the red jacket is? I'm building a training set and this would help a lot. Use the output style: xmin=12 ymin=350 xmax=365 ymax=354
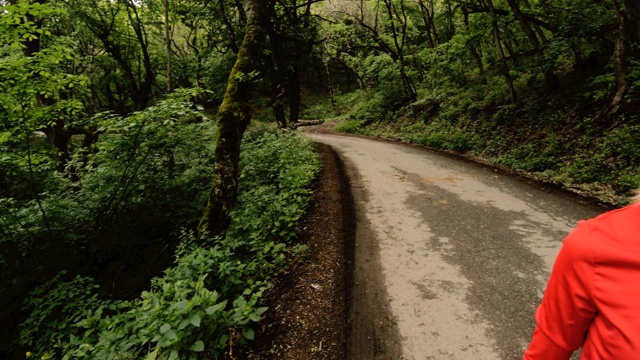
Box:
xmin=523 ymin=204 xmax=640 ymax=360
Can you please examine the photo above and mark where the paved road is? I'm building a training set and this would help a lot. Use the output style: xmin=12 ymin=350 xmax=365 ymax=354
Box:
xmin=305 ymin=133 xmax=603 ymax=360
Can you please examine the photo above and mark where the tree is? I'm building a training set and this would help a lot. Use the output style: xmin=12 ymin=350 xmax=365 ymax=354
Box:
xmin=0 ymin=0 xmax=90 ymax=171
xmin=332 ymin=0 xmax=417 ymax=102
xmin=198 ymin=0 xmax=268 ymax=239
xmin=70 ymin=0 xmax=157 ymax=112
xmin=605 ymin=0 xmax=639 ymax=116
xmin=264 ymin=0 xmax=323 ymax=128
xmin=163 ymin=0 xmax=173 ymax=92
xmin=487 ymin=0 xmax=517 ymax=103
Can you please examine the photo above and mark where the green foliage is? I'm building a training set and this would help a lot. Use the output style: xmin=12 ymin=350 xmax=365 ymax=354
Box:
xmin=332 ymin=74 xmax=639 ymax=204
xmin=410 ymin=130 xmax=473 ymax=153
xmin=19 ymin=128 xmax=320 ymax=359
xmin=201 ymin=53 xmax=237 ymax=103
xmin=76 ymin=89 xmax=216 ymax=233
xmin=334 ymin=119 xmax=364 ymax=134
xmin=315 ymin=0 xmax=640 ymax=205
xmin=58 ymin=241 xmax=262 ymax=360
xmin=346 ymin=88 xmax=406 ymax=125
xmin=0 ymin=0 xmax=89 ymax=133
xmin=20 ymin=272 xmax=119 ymax=359
xmin=1 ymin=92 xmax=216 ymax=344
xmin=0 ymin=90 xmax=214 ymax=251
xmin=0 ymin=1 xmax=59 ymax=47
xmin=559 ymin=124 xmax=640 ymax=191
xmin=493 ymin=144 xmax=557 ymax=172
xmin=0 ymin=38 xmax=87 ymax=137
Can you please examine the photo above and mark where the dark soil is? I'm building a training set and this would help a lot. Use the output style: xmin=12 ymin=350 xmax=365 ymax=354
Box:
xmin=240 ymin=143 xmax=355 ymax=359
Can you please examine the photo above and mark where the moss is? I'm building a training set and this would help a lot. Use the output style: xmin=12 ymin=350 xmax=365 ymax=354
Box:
xmin=198 ymin=0 xmax=268 ymax=239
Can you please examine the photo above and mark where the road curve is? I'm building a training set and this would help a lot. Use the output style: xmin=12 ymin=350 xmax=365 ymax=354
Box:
xmin=304 ymin=133 xmax=603 ymax=360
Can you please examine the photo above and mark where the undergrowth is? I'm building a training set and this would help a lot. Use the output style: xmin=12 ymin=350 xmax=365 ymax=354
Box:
xmin=325 ymin=83 xmax=639 ymax=206
xmin=19 ymin=127 xmax=320 ymax=359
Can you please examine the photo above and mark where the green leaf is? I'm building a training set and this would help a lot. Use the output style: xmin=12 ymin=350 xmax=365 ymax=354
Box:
xmin=256 ymin=307 xmax=268 ymax=315
xmin=175 ymin=300 xmax=187 ymax=312
xmin=168 ymin=350 xmax=179 ymax=360
xmin=218 ymin=334 xmax=229 ymax=346
xmin=190 ymin=314 xmax=201 ymax=327
xmin=190 ymin=340 xmax=204 ymax=352
xmin=160 ymin=323 xmax=171 ymax=333
xmin=205 ymin=300 xmax=227 ymax=315
xmin=144 ymin=348 xmax=159 ymax=360
xmin=244 ymin=328 xmax=255 ymax=340
xmin=177 ymin=319 xmax=190 ymax=330
xmin=163 ymin=329 xmax=177 ymax=340
xmin=0 ymin=132 xmax=12 ymax=143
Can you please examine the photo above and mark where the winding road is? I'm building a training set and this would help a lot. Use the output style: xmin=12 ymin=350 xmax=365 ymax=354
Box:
xmin=305 ymin=133 xmax=603 ymax=360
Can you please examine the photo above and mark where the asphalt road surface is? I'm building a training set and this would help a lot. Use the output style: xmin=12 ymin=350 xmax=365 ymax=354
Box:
xmin=305 ymin=133 xmax=603 ymax=360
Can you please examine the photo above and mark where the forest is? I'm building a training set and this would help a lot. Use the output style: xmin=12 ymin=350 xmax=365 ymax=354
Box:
xmin=0 ymin=0 xmax=638 ymax=359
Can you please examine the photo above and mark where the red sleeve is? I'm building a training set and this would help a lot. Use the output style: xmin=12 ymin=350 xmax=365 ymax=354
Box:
xmin=523 ymin=223 xmax=597 ymax=360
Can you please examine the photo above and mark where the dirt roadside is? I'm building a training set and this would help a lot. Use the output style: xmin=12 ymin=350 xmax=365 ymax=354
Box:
xmin=241 ymin=126 xmax=402 ymax=360
xmin=242 ymin=143 xmax=354 ymax=359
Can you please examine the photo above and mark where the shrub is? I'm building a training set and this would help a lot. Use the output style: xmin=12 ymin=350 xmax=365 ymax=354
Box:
xmin=334 ymin=119 xmax=363 ymax=134
xmin=20 ymin=127 xmax=320 ymax=360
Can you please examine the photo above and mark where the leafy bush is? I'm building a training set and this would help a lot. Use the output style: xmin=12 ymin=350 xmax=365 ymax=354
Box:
xmin=554 ymin=123 xmax=640 ymax=188
xmin=20 ymin=272 xmax=119 ymax=359
xmin=491 ymin=135 xmax=564 ymax=172
xmin=334 ymin=119 xmax=364 ymax=134
xmin=20 ymin=127 xmax=320 ymax=359
xmin=1 ymin=90 xmax=216 ymax=301
xmin=77 ymin=91 xmax=217 ymax=235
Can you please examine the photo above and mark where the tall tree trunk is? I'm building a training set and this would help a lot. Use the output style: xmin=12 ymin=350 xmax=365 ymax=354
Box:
xmin=444 ymin=0 xmax=455 ymax=41
xmin=272 ymin=82 xmax=287 ymax=128
xmin=462 ymin=1 xmax=485 ymax=76
xmin=20 ymin=0 xmax=78 ymax=170
xmin=218 ymin=0 xmax=241 ymax=53
xmin=324 ymin=55 xmax=339 ymax=116
xmin=417 ymin=0 xmax=437 ymax=47
xmin=265 ymin=14 xmax=288 ymax=128
xmin=198 ymin=0 xmax=267 ymax=239
xmin=606 ymin=0 xmax=631 ymax=116
xmin=505 ymin=0 xmax=539 ymax=49
xmin=383 ymin=0 xmax=416 ymax=102
xmin=267 ymin=51 xmax=286 ymax=128
xmin=487 ymin=0 xmax=517 ymax=103
xmin=163 ymin=0 xmax=173 ymax=92
xmin=123 ymin=0 xmax=155 ymax=110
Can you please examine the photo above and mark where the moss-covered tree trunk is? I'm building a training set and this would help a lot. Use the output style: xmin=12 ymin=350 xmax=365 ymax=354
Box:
xmin=198 ymin=0 xmax=267 ymax=239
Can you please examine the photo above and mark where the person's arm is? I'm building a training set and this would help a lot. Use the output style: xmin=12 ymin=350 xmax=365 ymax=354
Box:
xmin=523 ymin=223 xmax=597 ymax=360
